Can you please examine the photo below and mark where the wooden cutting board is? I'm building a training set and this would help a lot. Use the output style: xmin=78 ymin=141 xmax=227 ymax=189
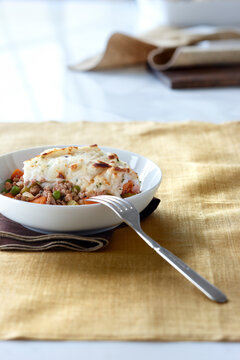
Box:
xmin=148 ymin=65 xmax=240 ymax=89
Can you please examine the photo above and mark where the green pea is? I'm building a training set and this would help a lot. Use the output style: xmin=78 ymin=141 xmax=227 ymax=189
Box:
xmin=53 ymin=190 xmax=61 ymax=200
xmin=11 ymin=185 xmax=20 ymax=196
xmin=5 ymin=179 xmax=13 ymax=184
xmin=72 ymin=185 xmax=80 ymax=193
xmin=1 ymin=188 xmax=7 ymax=194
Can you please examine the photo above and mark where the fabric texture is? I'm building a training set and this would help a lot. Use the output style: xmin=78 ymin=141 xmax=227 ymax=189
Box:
xmin=69 ymin=28 xmax=240 ymax=72
xmin=0 ymin=121 xmax=239 ymax=340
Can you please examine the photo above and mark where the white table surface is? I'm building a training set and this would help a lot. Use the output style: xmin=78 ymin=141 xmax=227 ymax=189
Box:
xmin=0 ymin=0 xmax=239 ymax=358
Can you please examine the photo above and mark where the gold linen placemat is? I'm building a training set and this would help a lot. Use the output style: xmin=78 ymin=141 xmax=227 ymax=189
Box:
xmin=0 ymin=121 xmax=239 ymax=341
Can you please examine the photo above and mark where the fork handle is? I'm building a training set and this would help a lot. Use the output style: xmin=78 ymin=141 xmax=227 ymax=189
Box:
xmin=134 ymin=228 xmax=228 ymax=303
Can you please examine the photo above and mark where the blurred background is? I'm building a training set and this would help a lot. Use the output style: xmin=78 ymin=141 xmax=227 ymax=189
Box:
xmin=0 ymin=0 xmax=239 ymax=123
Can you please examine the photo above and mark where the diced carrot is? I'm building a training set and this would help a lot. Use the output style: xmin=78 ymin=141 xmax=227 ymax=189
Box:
xmin=11 ymin=168 xmax=24 ymax=180
xmin=31 ymin=196 xmax=47 ymax=204
xmin=82 ymin=198 xmax=98 ymax=205
xmin=122 ymin=180 xmax=134 ymax=194
xmin=4 ymin=192 xmax=14 ymax=198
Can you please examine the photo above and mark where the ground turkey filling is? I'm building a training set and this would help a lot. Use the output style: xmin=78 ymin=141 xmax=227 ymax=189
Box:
xmin=4 ymin=174 xmax=97 ymax=205
xmin=3 ymin=172 xmax=137 ymax=205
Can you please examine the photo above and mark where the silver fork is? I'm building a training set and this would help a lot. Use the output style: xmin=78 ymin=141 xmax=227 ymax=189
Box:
xmin=87 ymin=195 xmax=228 ymax=303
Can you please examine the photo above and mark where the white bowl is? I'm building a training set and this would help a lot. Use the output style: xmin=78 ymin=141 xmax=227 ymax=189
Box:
xmin=0 ymin=146 xmax=162 ymax=234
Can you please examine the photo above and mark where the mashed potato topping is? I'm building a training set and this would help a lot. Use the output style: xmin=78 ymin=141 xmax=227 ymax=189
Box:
xmin=23 ymin=145 xmax=140 ymax=198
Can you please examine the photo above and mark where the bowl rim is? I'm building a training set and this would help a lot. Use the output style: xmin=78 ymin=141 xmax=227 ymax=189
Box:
xmin=0 ymin=145 xmax=162 ymax=209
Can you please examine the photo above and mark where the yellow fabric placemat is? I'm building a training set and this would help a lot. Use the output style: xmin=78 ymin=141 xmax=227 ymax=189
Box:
xmin=0 ymin=121 xmax=239 ymax=341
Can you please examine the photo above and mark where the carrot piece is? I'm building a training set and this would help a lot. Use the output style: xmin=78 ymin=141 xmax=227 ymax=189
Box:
xmin=82 ymin=198 xmax=98 ymax=205
xmin=31 ymin=196 xmax=47 ymax=204
xmin=122 ymin=180 xmax=134 ymax=194
xmin=11 ymin=168 xmax=24 ymax=180
xmin=4 ymin=192 xmax=14 ymax=198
